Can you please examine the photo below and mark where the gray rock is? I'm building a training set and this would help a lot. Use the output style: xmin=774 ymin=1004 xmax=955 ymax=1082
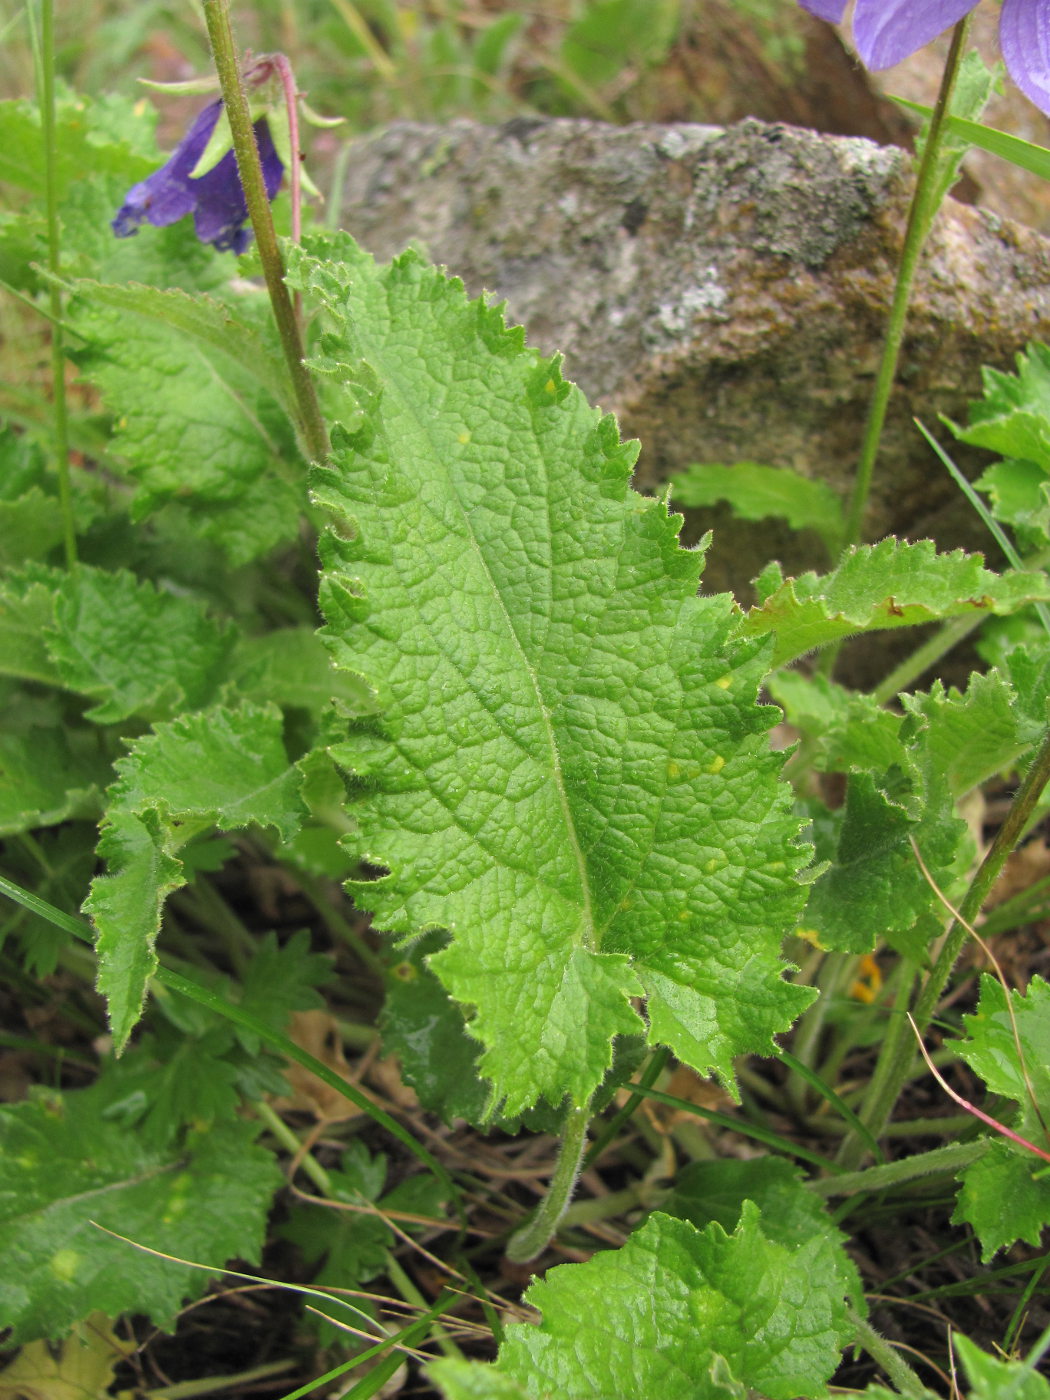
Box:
xmin=337 ymin=116 xmax=1050 ymax=598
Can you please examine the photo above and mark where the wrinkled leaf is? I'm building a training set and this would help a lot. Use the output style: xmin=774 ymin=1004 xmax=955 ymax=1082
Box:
xmin=290 ymin=233 xmax=811 ymax=1116
xmin=430 ymin=1205 xmax=851 ymax=1400
xmin=739 ymin=540 xmax=1050 ymax=667
xmin=0 ymin=1087 xmax=280 ymax=1345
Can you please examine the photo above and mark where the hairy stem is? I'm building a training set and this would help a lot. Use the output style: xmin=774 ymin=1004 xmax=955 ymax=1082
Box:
xmin=507 ymin=1103 xmax=591 ymax=1263
xmin=201 ymin=0 xmax=328 ymax=462
xmin=850 ymin=1306 xmax=931 ymax=1399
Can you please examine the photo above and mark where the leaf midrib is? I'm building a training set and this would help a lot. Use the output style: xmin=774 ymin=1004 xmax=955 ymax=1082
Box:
xmin=360 ymin=301 xmax=599 ymax=953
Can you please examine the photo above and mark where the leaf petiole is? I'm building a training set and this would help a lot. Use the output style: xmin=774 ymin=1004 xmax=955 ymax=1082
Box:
xmin=506 ymin=1102 xmax=592 ymax=1263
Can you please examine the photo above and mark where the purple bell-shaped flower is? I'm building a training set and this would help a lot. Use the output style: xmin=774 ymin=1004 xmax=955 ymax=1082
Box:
xmin=112 ymin=98 xmax=284 ymax=254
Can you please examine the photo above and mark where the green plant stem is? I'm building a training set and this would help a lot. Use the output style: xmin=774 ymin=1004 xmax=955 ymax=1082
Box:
xmin=292 ymin=868 xmax=386 ymax=976
xmin=836 ymin=966 xmax=915 ymax=1170
xmin=810 ymin=1112 xmax=976 ymax=1138
xmin=840 ymin=15 xmax=971 ymax=553
xmin=811 ymin=1139 xmax=989 ymax=1200
xmin=849 ymin=1306 xmax=930 ymax=1400
xmin=561 ymin=1184 xmax=648 ymax=1228
xmin=38 ymin=0 xmax=76 ymax=568
xmin=506 ymin=1103 xmax=591 ymax=1262
xmin=839 ymin=722 xmax=1050 ymax=1168
xmin=201 ymin=0 xmax=329 ymax=463
xmin=253 ymin=1098 xmax=332 ymax=1194
xmin=870 ymin=613 xmax=981 ymax=705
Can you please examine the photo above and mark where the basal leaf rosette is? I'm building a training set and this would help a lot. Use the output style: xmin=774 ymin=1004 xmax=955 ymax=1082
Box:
xmin=290 ymin=233 xmax=812 ymax=1116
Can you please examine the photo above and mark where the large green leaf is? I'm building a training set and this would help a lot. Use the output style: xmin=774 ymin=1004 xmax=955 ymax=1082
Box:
xmin=429 ymin=1205 xmax=852 ymax=1400
xmin=289 ymin=233 xmax=812 ymax=1116
xmin=0 ymin=1085 xmax=280 ymax=1345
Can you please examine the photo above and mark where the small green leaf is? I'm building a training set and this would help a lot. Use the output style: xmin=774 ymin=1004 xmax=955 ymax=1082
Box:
xmin=0 ymin=566 xmax=62 ymax=686
xmin=803 ymin=772 xmax=967 ymax=959
xmin=0 ymin=487 xmax=67 ymax=566
xmin=42 ymin=564 xmax=234 ymax=723
xmin=85 ymin=703 xmax=307 ymax=1048
xmin=955 ymin=976 xmax=1050 ymax=1137
xmin=951 ymin=976 xmax=1050 ymax=1258
xmin=950 ymin=343 xmax=1050 ymax=471
xmin=281 ymin=1141 xmax=446 ymax=1340
xmin=0 ymin=726 xmax=107 ymax=836
xmin=235 ymin=930 xmax=331 ymax=1054
xmin=767 ymin=670 xmax=903 ymax=774
xmin=662 ymin=1156 xmax=863 ymax=1313
xmin=229 ymin=627 xmax=376 ymax=716
xmin=0 ymin=1087 xmax=280 ymax=1345
xmin=430 ymin=1205 xmax=850 ymax=1400
xmin=69 ymin=284 xmax=307 ymax=564
xmin=85 ymin=808 xmax=185 ymax=1050
xmin=953 ymin=1141 xmax=1050 ymax=1261
xmin=110 ymin=702 xmax=306 ymax=843
xmin=975 ymin=460 xmax=1050 ymax=540
xmin=902 ymin=672 xmax=1042 ymax=800
xmin=669 ymin=462 xmax=843 ymax=554
xmin=0 ymin=94 xmax=155 ymax=199
xmin=738 ymin=539 xmax=1050 ymax=667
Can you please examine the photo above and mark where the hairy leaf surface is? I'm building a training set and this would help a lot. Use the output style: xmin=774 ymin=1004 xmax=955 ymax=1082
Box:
xmin=740 ymin=541 xmax=1050 ymax=667
xmin=69 ymin=286 xmax=306 ymax=563
xmin=289 ymin=233 xmax=811 ymax=1115
xmin=0 ymin=1087 xmax=279 ymax=1345
xmin=85 ymin=703 xmax=306 ymax=1049
xmin=951 ymin=975 xmax=1050 ymax=1257
xmin=429 ymin=1206 xmax=851 ymax=1399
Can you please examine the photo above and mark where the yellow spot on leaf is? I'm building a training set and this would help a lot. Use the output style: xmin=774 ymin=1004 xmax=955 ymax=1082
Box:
xmin=715 ymin=675 xmax=732 ymax=690
xmin=667 ymin=761 xmax=681 ymax=779
xmin=796 ymin=927 xmax=826 ymax=950
xmin=50 ymin=1248 xmax=80 ymax=1282
xmin=458 ymin=430 xmax=471 ymax=444
xmin=706 ymin=755 xmax=725 ymax=774
xmin=545 ymin=379 xmax=556 ymax=394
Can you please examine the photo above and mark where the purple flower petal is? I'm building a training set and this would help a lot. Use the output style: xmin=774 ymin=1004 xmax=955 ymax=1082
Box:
xmin=852 ymin=0 xmax=978 ymax=70
xmin=112 ymin=100 xmax=223 ymax=237
xmin=191 ymin=118 xmax=283 ymax=253
xmin=797 ymin=0 xmax=848 ymax=23
xmin=1001 ymin=0 xmax=1050 ymax=117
